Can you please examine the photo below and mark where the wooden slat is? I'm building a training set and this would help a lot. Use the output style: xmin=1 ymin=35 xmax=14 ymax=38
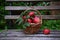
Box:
xmin=5 ymin=6 xmax=60 ymax=10
xmin=6 ymin=0 xmax=60 ymax=1
xmin=6 ymin=30 xmax=60 ymax=34
xmin=0 ymin=37 xmax=60 ymax=40
xmin=0 ymin=30 xmax=60 ymax=36
xmin=5 ymin=15 xmax=60 ymax=19
xmin=0 ymin=29 xmax=60 ymax=40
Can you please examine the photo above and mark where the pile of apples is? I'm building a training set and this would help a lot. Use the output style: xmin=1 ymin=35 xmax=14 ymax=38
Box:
xmin=23 ymin=11 xmax=40 ymax=23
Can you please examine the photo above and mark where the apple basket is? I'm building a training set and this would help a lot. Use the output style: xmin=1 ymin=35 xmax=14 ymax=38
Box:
xmin=16 ymin=8 xmax=42 ymax=34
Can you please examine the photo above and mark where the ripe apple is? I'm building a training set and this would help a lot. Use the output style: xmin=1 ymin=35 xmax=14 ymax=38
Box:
xmin=29 ymin=11 xmax=34 ymax=16
xmin=43 ymin=29 xmax=50 ymax=35
xmin=22 ymin=16 xmax=26 ymax=19
xmin=27 ymin=19 xmax=32 ymax=23
xmin=33 ymin=16 xmax=40 ymax=23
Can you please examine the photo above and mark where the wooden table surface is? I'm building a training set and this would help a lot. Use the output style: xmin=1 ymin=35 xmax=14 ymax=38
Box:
xmin=0 ymin=29 xmax=60 ymax=40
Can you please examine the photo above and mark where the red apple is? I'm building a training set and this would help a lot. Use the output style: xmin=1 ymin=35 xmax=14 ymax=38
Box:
xmin=27 ymin=19 xmax=32 ymax=23
xmin=29 ymin=11 xmax=34 ymax=16
xmin=22 ymin=16 xmax=26 ymax=19
xmin=43 ymin=29 xmax=50 ymax=35
xmin=33 ymin=16 xmax=40 ymax=23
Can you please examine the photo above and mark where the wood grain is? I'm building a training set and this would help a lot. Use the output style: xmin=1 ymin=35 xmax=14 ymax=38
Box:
xmin=5 ymin=6 xmax=60 ymax=10
xmin=5 ymin=15 xmax=60 ymax=19
xmin=6 ymin=0 xmax=60 ymax=1
xmin=0 ymin=29 xmax=60 ymax=40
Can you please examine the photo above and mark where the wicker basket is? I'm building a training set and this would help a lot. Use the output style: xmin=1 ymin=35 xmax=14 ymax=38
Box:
xmin=23 ymin=8 xmax=42 ymax=34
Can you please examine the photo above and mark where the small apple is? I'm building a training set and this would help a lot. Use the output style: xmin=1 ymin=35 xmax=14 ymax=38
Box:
xmin=33 ymin=16 xmax=40 ymax=23
xmin=29 ymin=11 xmax=34 ymax=16
xmin=43 ymin=29 xmax=50 ymax=35
xmin=27 ymin=19 xmax=32 ymax=23
xmin=22 ymin=16 xmax=26 ymax=19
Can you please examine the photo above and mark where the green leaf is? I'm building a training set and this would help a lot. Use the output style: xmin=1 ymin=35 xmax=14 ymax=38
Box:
xmin=15 ymin=18 xmax=21 ymax=23
xmin=22 ymin=25 xmax=26 ymax=29
xmin=18 ymin=17 xmax=23 ymax=25
xmin=18 ymin=19 xmax=23 ymax=25
xmin=24 ymin=22 xmax=30 ymax=27
xmin=35 ymin=12 xmax=38 ymax=15
xmin=15 ymin=17 xmax=23 ymax=23
xmin=26 ymin=15 xmax=30 ymax=19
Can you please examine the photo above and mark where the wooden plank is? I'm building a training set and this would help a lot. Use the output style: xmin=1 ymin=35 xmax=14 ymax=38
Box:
xmin=6 ymin=0 xmax=60 ymax=1
xmin=0 ymin=30 xmax=60 ymax=40
xmin=0 ymin=37 xmax=60 ymax=40
xmin=6 ymin=33 xmax=60 ymax=37
xmin=6 ymin=29 xmax=60 ymax=33
xmin=50 ymin=2 xmax=60 ymax=15
xmin=5 ymin=15 xmax=60 ymax=19
xmin=0 ymin=30 xmax=7 ymax=37
xmin=0 ymin=29 xmax=60 ymax=35
xmin=0 ymin=30 xmax=60 ymax=36
xmin=0 ymin=29 xmax=60 ymax=40
xmin=5 ymin=6 xmax=60 ymax=10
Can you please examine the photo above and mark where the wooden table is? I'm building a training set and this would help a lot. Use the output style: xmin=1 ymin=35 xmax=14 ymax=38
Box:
xmin=0 ymin=29 xmax=60 ymax=40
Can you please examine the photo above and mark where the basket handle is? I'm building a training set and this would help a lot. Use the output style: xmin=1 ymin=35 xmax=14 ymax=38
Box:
xmin=23 ymin=7 xmax=41 ymax=15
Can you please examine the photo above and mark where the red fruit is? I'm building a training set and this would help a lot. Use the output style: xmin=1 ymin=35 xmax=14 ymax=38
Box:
xmin=27 ymin=19 xmax=32 ymax=23
xmin=29 ymin=11 xmax=34 ymax=16
xmin=22 ymin=16 xmax=26 ymax=19
xmin=43 ymin=29 xmax=50 ymax=35
xmin=33 ymin=16 xmax=40 ymax=23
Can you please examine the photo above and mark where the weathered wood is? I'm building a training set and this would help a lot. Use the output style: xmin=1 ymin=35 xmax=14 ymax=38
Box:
xmin=5 ymin=15 xmax=60 ymax=19
xmin=5 ymin=29 xmax=60 ymax=32
xmin=6 ymin=0 xmax=60 ymax=1
xmin=0 ymin=37 xmax=60 ymax=40
xmin=0 ymin=29 xmax=60 ymax=40
xmin=0 ymin=30 xmax=8 ymax=37
xmin=50 ymin=2 xmax=60 ymax=15
xmin=5 ymin=6 xmax=60 ymax=10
